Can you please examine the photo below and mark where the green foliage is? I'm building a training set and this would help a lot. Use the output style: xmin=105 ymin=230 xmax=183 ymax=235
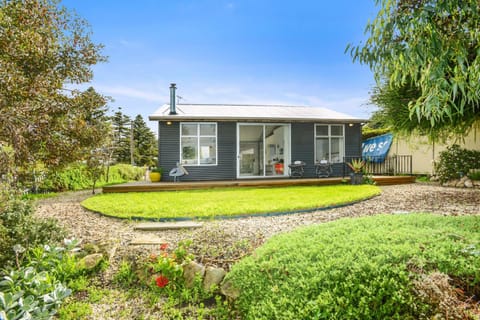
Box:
xmin=346 ymin=158 xmax=365 ymax=173
xmin=132 ymin=114 xmax=158 ymax=166
xmin=37 ymin=163 xmax=144 ymax=192
xmin=141 ymin=242 xmax=193 ymax=295
xmin=81 ymin=185 xmax=381 ymax=220
xmin=57 ymin=301 xmax=93 ymax=320
xmin=0 ymin=196 xmax=65 ymax=267
xmin=113 ymin=260 xmax=137 ymax=287
xmin=150 ymin=167 xmax=163 ymax=174
xmin=435 ymin=145 xmax=480 ymax=182
xmin=468 ymin=170 xmax=480 ymax=181
xmin=225 ymin=214 xmax=480 ymax=319
xmin=0 ymin=0 xmax=109 ymax=173
xmin=0 ymin=240 xmax=86 ymax=320
xmin=349 ymin=0 xmax=480 ymax=133
xmin=362 ymin=124 xmax=391 ymax=140
xmin=110 ymin=111 xmax=158 ymax=166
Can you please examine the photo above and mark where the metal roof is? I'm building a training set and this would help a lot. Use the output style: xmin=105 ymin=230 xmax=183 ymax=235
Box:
xmin=149 ymin=104 xmax=366 ymax=123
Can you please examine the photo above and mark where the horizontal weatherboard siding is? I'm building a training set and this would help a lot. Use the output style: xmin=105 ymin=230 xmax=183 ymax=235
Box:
xmin=159 ymin=122 xmax=236 ymax=181
xmin=158 ymin=121 xmax=363 ymax=180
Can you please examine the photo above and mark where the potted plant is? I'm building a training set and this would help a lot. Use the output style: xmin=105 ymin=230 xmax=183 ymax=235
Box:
xmin=347 ymin=159 xmax=365 ymax=185
xmin=149 ymin=167 xmax=163 ymax=182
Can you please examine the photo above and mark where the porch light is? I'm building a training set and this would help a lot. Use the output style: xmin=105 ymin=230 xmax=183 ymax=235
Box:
xmin=349 ymin=123 xmax=354 ymax=127
xmin=166 ymin=121 xmax=172 ymax=126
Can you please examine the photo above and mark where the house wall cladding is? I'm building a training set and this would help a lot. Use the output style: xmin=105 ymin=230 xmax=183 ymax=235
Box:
xmin=158 ymin=121 xmax=236 ymax=182
xmin=291 ymin=123 xmax=362 ymax=178
xmin=158 ymin=121 xmax=362 ymax=181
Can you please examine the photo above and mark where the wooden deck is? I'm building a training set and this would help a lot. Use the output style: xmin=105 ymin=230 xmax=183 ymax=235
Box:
xmin=102 ymin=176 xmax=416 ymax=193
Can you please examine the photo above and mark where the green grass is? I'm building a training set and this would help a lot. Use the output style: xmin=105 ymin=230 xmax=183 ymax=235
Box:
xmin=225 ymin=214 xmax=480 ymax=319
xmin=81 ymin=185 xmax=381 ymax=220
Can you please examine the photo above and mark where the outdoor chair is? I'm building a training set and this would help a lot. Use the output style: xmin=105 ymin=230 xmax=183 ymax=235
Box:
xmin=169 ymin=162 xmax=189 ymax=182
xmin=315 ymin=160 xmax=332 ymax=178
xmin=288 ymin=161 xmax=306 ymax=178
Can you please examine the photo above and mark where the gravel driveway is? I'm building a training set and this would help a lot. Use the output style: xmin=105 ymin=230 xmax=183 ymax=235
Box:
xmin=34 ymin=183 xmax=480 ymax=270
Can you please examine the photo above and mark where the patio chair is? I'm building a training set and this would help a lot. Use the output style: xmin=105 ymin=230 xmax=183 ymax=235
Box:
xmin=315 ymin=160 xmax=332 ymax=178
xmin=169 ymin=162 xmax=189 ymax=182
xmin=288 ymin=161 xmax=306 ymax=178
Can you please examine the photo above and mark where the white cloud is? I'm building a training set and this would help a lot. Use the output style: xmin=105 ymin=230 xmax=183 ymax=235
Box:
xmin=96 ymin=85 xmax=167 ymax=103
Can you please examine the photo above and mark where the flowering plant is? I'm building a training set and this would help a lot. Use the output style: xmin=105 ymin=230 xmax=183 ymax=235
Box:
xmin=144 ymin=241 xmax=192 ymax=291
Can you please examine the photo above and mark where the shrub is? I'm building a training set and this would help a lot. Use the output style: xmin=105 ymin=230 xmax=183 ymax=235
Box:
xmin=0 ymin=196 xmax=65 ymax=267
xmin=224 ymin=214 xmax=480 ymax=319
xmin=435 ymin=144 xmax=480 ymax=183
xmin=0 ymin=240 xmax=85 ymax=320
xmin=36 ymin=163 xmax=145 ymax=192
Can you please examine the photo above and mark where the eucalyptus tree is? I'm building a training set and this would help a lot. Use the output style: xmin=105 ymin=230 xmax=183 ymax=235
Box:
xmin=348 ymin=0 xmax=480 ymax=137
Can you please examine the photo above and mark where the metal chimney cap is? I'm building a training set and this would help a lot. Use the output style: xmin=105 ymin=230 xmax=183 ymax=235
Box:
xmin=170 ymin=83 xmax=176 ymax=87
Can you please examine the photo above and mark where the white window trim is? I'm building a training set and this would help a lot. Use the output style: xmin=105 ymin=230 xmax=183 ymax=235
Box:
xmin=314 ymin=124 xmax=345 ymax=164
xmin=180 ymin=122 xmax=218 ymax=166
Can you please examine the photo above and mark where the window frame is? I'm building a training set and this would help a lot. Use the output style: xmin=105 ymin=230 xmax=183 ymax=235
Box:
xmin=180 ymin=122 xmax=218 ymax=166
xmin=314 ymin=124 xmax=345 ymax=164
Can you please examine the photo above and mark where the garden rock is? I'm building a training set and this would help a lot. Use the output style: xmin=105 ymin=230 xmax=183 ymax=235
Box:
xmin=220 ymin=280 xmax=240 ymax=299
xmin=78 ymin=253 xmax=103 ymax=271
xmin=464 ymin=179 xmax=473 ymax=188
xmin=203 ymin=266 xmax=226 ymax=291
xmin=183 ymin=261 xmax=205 ymax=288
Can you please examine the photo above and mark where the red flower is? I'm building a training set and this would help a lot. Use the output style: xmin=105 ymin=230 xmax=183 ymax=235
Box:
xmin=160 ymin=243 xmax=168 ymax=251
xmin=155 ymin=275 xmax=169 ymax=288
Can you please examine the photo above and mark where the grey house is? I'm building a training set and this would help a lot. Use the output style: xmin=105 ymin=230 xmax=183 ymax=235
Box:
xmin=149 ymin=84 xmax=365 ymax=182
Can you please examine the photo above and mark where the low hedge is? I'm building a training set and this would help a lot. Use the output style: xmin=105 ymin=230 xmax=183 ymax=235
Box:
xmin=225 ymin=214 xmax=480 ymax=319
xmin=37 ymin=163 xmax=145 ymax=192
xmin=435 ymin=144 xmax=480 ymax=183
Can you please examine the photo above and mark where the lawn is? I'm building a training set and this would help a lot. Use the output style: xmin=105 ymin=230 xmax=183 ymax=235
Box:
xmin=81 ymin=185 xmax=381 ymax=220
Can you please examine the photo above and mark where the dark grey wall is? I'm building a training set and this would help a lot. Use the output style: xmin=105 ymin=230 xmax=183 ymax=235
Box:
xmin=158 ymin=121 xmax=236 ymax=181
xmin=157 ymin=121 xmax=363 ymax=180
xmin=291 ymin=123 xmax=316 ymax=177
xmin=291 ymin=123 xmax=362 ymax=178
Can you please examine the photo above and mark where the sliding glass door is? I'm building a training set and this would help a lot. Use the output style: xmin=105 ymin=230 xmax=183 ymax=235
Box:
xmin=237 ymin=124 xmax=290 ymax=178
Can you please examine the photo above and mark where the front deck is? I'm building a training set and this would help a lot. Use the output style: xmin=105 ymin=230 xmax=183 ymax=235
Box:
xmin=102 ymin=176 xmax=415 ymax=193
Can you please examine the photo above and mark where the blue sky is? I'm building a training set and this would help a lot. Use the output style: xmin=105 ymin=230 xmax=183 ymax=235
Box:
xmin=62 ymin=1 xmax=378 ymax=132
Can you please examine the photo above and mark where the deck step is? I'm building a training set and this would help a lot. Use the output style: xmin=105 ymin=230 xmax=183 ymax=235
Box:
xmin=134 ymin=221 xmax=203 ymax=231
xmin=129 ymin=234 xmax=168 ymax=245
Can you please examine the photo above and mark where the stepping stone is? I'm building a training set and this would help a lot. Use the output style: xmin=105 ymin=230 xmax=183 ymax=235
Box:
xmin=129 ymin=234 xmax=168 ymax=246
xmin=134 ymin=221 xmax=203 ymax=231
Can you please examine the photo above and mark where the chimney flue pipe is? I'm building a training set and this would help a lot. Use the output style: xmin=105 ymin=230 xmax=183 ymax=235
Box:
xmin=169 ymin=83 xmax=177 ymax=115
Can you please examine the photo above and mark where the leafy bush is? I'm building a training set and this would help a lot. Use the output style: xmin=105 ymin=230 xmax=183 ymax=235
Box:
xmin=435 ymin=144 xmax=480 ymax=183
xmin=36 ymin=163 xmax=145 ymax=192
xmin=0 ymin=240 xmax=86 ymax=320
xmin=0 ymin=196 xmax=65 ymax=267
xmin=224 ymin=214 xmax=480 ymax=319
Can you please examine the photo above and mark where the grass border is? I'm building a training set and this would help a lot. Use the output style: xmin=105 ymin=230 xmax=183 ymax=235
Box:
xmin=82 ymin=193 xmax=380 ymax=222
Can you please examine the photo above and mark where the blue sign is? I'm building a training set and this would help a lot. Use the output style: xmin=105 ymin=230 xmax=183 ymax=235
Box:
xmin=362 ymin=133 xmax=393 ymax=163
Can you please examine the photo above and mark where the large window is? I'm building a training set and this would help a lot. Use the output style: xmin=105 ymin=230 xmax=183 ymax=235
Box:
xmin=315 ymin=124 xmax=344 ymax=163
xmin=180 ymin=123 xmax=217 ymax=165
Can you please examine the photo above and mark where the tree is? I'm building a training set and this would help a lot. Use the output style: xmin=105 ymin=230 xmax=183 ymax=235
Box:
xmin=348 ymin=0 xmax=480 ymax=135
xmin=110 ymin=109 xmax=132 ymax=164
xmin=0 ymin=0 xmax=108 ymax=178
xmin=132 ymin=114 xmax=158 ymax=166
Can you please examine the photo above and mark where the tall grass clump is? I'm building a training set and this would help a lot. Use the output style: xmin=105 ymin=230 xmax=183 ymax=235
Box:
xmin=224 ymin=214 xmax=480 ymax=319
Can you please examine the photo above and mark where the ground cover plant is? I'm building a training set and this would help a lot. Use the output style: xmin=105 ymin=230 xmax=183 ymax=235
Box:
xmin=224 ymin=214 xmax=480 ymax=319
xmin=81 ymin=185 xmax=381 ymax=220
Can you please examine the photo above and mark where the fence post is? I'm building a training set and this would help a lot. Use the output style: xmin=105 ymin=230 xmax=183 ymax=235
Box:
xmin=393 ymin=155 xmax=397 ymax=176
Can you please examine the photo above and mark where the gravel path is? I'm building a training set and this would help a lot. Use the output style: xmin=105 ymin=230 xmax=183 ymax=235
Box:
xmin=34 ymin=183 xmax=480 ymax=270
